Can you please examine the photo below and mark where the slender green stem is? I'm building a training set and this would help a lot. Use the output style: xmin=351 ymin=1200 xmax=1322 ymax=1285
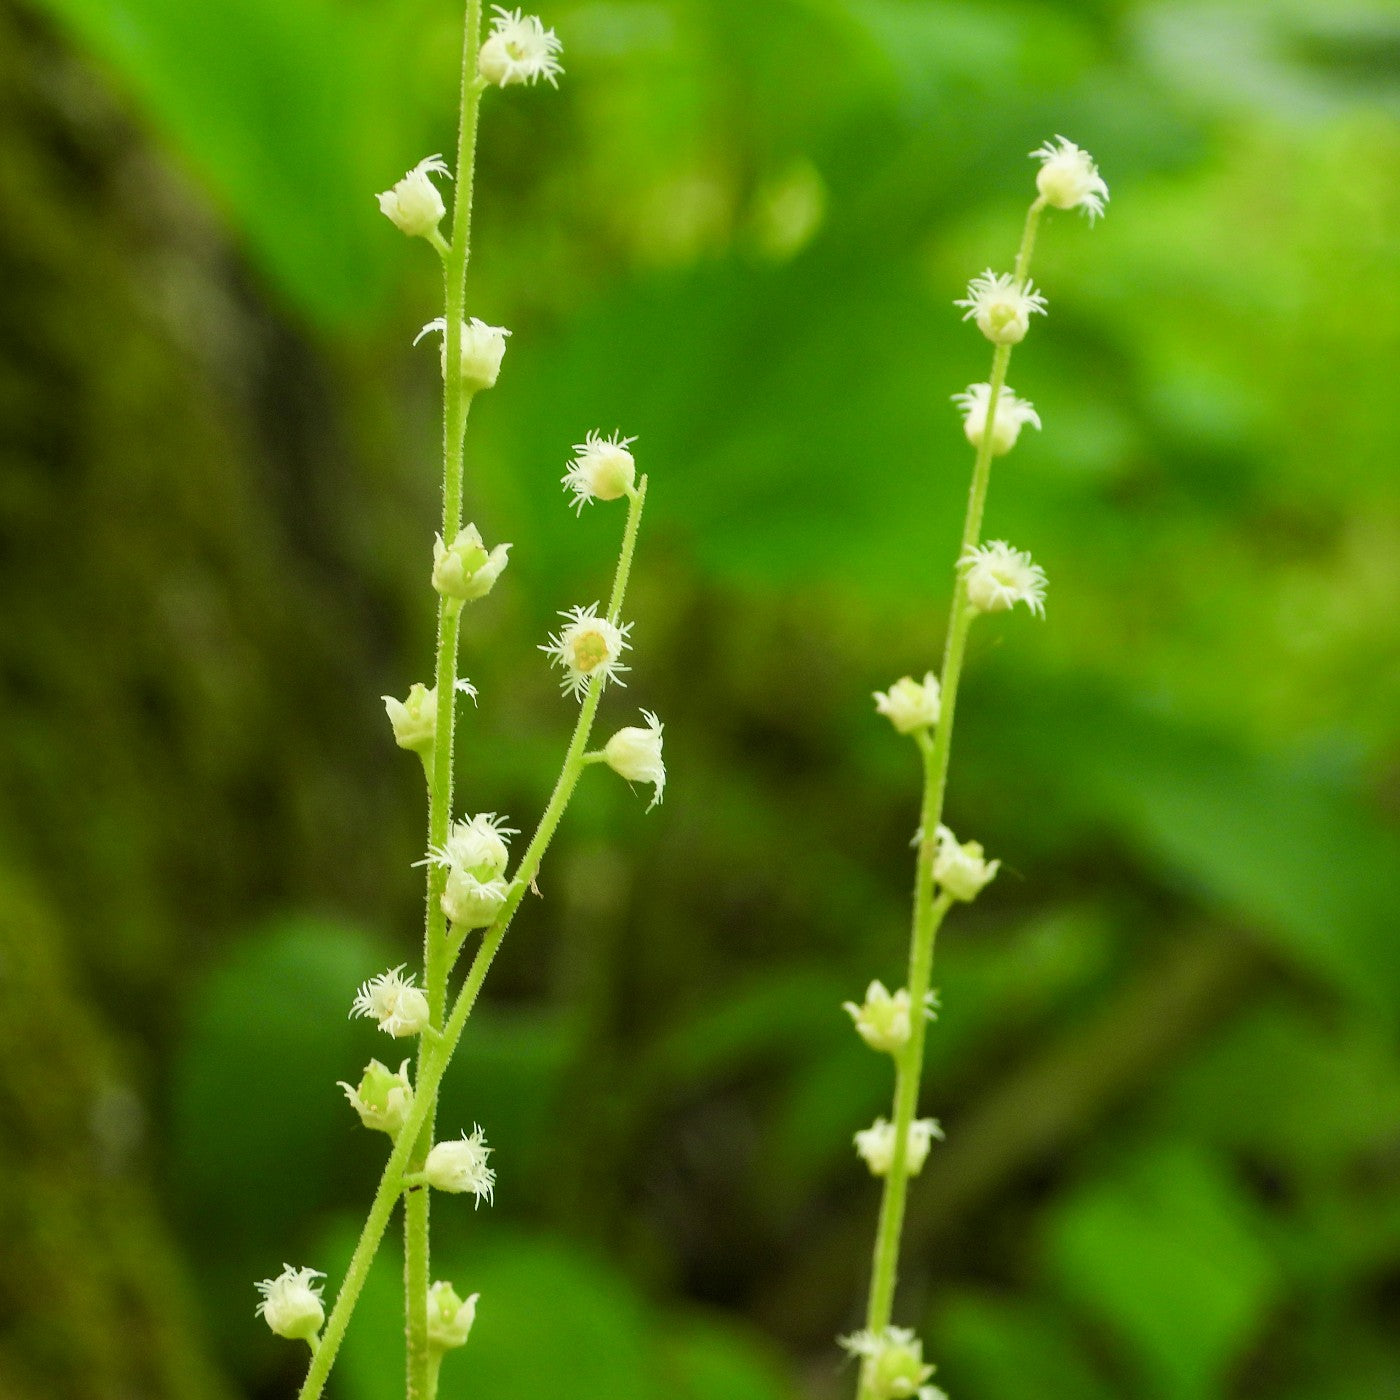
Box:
xmin=857 ymin=198 xmax=1045 ymax=1390
xmin=406 ymin=6 xmax=486 ymax=1398
xmin=294 ymin=483 xmax=647 ymax=1400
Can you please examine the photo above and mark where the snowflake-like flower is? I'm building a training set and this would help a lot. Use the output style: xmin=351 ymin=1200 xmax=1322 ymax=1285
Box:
xmin=562 ymin=431 xmax=637 ymax=512
xmin=952 ymin=382 xmax=1041 ymax=457
xmin=350 ymin=966 xmax=431 ymax=1038
xmin=427 ymin=1280 xmax=480 ymax=1351
xmin=603 ymin=710 xmax=666 ymax=809
xmin=839 ymin=1326 xmax=943 ymax=1400
xmin=842 ymin=980 xmax=936 ymax=1054
xmin=541 ymin=603 xmax=631 ymax=700
xmin=415 ymin=317 xmax=511 ymax=392
xmin=478 ymin=6 xmax=563 ymax=87
xmin=1030 ymin=135 xmax=1109 ymax=222
xmin=424 ymin=1126 xmax=496 ymax=1206
xmin=376 ymin=155 xmax=451 ymax=239
xmin=338 ymin=1058 xmax=414 ymax=1136
xmin=955 ymin=270 xmax=1047 ymax=345
xmin=254 ymin=1265 xmax=326 ymax=1341
xmin=960 ymin=539 xmax=1047 ymax=617
xmin=854 ymin=1116 xmax=944 ymax=1177
xmin=873 ymin=673 xmax=941 ymax=735
xmin=933 ymin=824 xmax=1000 ymax=903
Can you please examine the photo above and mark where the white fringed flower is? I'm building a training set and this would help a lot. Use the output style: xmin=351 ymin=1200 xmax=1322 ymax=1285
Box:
xmin=562 ymin=431 xmax=637 ymax=512
xmin=254 ymin=1265 xmax=325 ymax=1341
xmin=414 ymin=317 xmax=511 ymax=392
xmin=434 ymin=812 xmax=515 ymax=880
xmin=442 ymin=867 xmax=510 ymax=929
xmin=350 ymin=966 xmax=431 ymax=1038
xmin=541 ymin=604 xmax=631 ymax=699
xmin=961 ymin=540 xmax=1047 ymax=617
xmin=854 ymin=1116 xmax=944 ymax=1177
xmin=952 ymin=383 xmax=1041 ymax=457
xmin=478 ymin=7 xmax=563 ymax=87
xmin=603 ymin=710 xmax=665 ymax=809
xmin=338 ymin=1059 xmax=414 ymax=1136
xmin=433 ymin=525 xmax=511 ymax=601
xmin=933 ymin=824 xmax=999 ymax=902
xmin=1031 ymin=135 xmax=1109 ymax=222
xmin=376 ymin=155 xmax=451 ymax=239
xmin=839 ymin=1326 xmax=943 ymax=1400
xmin=843 ymin=981 xmax=913 ymax=1054
xmin=427 ymin=1281 xmax=480 ymax=1351
xmin=873 ymin=673 xmax=940 ymax=735
xmin=955 ymin=270 xmax=1047 ymax=345
xmin=383 ymin=683 xmax=437 ymax=755
xmin=424 ymin=1126 xmax=496 ymax=1205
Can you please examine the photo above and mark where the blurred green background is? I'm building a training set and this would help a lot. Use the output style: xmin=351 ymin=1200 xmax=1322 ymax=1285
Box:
xmin=2 ymin=0 xmax=1399 ymax=1397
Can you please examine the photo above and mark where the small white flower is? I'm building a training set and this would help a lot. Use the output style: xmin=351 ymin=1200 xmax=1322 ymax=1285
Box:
xmin=424 ymin=1126 xmax=496 ymax=1205
xmin=933 ymin=824 xmax=999 ymax=902
xmin=838 ymin=1326 xmax=939 ymax=1399
xmin=442 ymin=867 xmax=510 ymax=930
xmin=383 ymin=683 xmax=437 ymax=755
xmin=955 ymin=270 xmax=1047 ymax=345
xmin=254 ymin=1265 xmax=325 ymax=1341
xmin=432 ymin=525 xmax=512 ymax=602
xmin=562 ymin=431 xmax=637 ymax=512
xmin=873 ymin=673 xmax=941 ymax=735
xmin=961 ymin=540 xmax=1047 ymax=617
xmin=376 ymin=155 xmax=451 ymax=239
xmin=350 ymin=966 xmax=431 ymax=1038
xmin=415 ymin=317 xmax=511 ymax=392
xmin=952 ymin=383 xmax=1041 ymax=457
xmin=843 ymin=980 xmax=915 ymax=1054
xmin=541 ymin=603 xmax=631 ymax=700
xmin=433 ymin=812 xmax=515 ymax=880
xmin=854 ymin=1116 xmax=944 ymax=1177
xmin=338 ymin=1059 xmax=414 ymax=1136
xmin=479 ymin=6 xmax=563 ymax=87
xmin=1031 ymin=135 xmax=1109 ymax=221
xmin=603 ymin=710 xmax=665 ymax=809
xmin=427 ymin=1280 xmax=480 ymax=1351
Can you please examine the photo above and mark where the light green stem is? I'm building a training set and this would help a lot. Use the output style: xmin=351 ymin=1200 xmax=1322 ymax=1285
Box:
xmin=407 ymin=7 xmax=486 ymax=1398
xmin=294 ymin=482 xmax=647 ymax=1400
xmin=857 ymin=198 xmax=1045 ymax=1390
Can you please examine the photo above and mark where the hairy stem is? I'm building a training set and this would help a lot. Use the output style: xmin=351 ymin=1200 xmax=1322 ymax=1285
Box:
xmin=857 ymin=198 xmax=1045 ymax=1388
xmin=295 ymin=482 xmax=647 ymax=1400
xmin=407 ymin=6 xmax=487 ymax=1398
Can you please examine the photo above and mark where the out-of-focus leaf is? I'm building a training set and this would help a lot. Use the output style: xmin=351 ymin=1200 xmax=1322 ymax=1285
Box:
xmin=661 ymin=1315 xmax=799 ymax=1400
xmin=1048 ymin=1143 xmax=1278 ymax=1400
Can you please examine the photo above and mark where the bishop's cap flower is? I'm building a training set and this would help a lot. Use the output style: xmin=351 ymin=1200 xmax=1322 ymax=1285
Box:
xmin=427 ymin=1281 xmax=480 ymax=1351
xmin=562 ymin=431 xmax=637 ymax=512
xmin=961 ymin=539 xmax=1047 ymax=617
xmin=603 ymin=710 xmax=666 ymax=809
xmin=873 ymin=673 xmax=941 ymax=735
xmin=433 ymin=524 xmax=511 ymax=602
xmin=478 ymin=7 xmax=563 ymax=87
xmin=953 ymin=383 xmax=1041 ymax=457
xmin=839 ymin=1326 xmax=942 ymax=1400
xmin=383 ymin=682 xmax=437 ymax=756
xmin=339 ymin=1059 xmax=414 ymax=1136
xmin=956 ymin=270 xmax=1047 ymax=345
xmin=424 ymin=1126 xmax=496 ymax=1205
xmin=933 ymin=824 xmax=1000 ymax=902
xmin=843 ymin=980 xmax=932 ymax=1054
xmin=351 ymin=966 xmax=431 ymax=1038
xmin=854 ymin=1116 xmax=944 ymax=1177
xmin=415 ymin=317 xmax=510 ymax=392
xmin=376 ymin=155 xmax=450 ymax=239
xmin=255 ymin=1265 xmax=325 ymax=1341
xmin=541 ymin=603 xmax=631 ymax=700
xmin=1031 ymin=135 xmax=1109 ymax=221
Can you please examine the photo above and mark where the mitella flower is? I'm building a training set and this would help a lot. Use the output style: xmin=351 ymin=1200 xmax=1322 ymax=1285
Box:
xmin=562 ymin=431 xmax=637 ymax=512
xmin=478 ymin=6 xmax=563 ymax=87
xmin=952 ymin=382 xmax=1041 ymax=457
xmin=961 ymin=540 xmax=1047 ymax=617
xmin=1031 ymin=135 xmax=1109 ymax=221
xmin=414 ymin=317 xmax=511 ymax=392
xmin=350 ymin=966 xmax=431 ymax=1038
xmin=854 ymin=1116 xmax=944 ymax=1177
xmin=424 ymin=1126 xmax=496 ymax=1205
xmin=932 ymin=824 xmax=999 ymax=902
xmin=339 ymin=1058 xmax=414 ymax=1136
xmin=427 ymin=1281 xmax=480 ymax=1351
xmin=254 ymin=1265 xmax=325 ymax=1341
xmin=376 ymin=155 xmax=450 ymax=239
xmin=602 ymin=711 xmax=666 ymax=809
xmin=541 ymin=604 xmax=631 ymax=700
xmin=873 ymin=673 xmax=941 ymax=735
xmin=434 ymin=813 xmax=514 ymax=930
xmin=432 ymin=524 xmax=511 ymax=602
xmin=955 ymin=270 xmax=1047 ymax=345
xmin=839 ymin=1326 xmax=945 ymax=1400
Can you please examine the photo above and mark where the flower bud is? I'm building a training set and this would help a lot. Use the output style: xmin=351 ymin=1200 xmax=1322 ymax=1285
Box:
xmin=427 ymin=1281 xmax=479 ymax=1351
xmin=384 ymin=683 xmax=437 ymax=756
xmin=339 ymin=1059 xmax=413 ymax=1135
xmin=952 ymin=383 xmax=1041 ymax=457
xmin=376 ymin=156 xmax=450 ymax=239
xmin=873 ymin=674 xmax=940 ymax=735
xmin=255 ymin=1265 xmax=325 ymax=1341
xmin=603 ymin=710 xmax=665 ymax=809
xmin=433 ymin=525 xmax=511 ymax=602
xmin=424 ymin=1126 xmax=495 ymax=1205
xmin=932 ymin=824 xmax=999 ymax=902
xmin=853 ymin=1116 xmax=943 ymax=1177
xmin=842 ymin=981 xmax=912 ymax=1054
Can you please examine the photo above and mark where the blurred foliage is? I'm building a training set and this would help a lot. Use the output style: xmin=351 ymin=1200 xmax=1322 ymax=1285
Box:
xmin=2 ymin=0 xmax=1399 ymax=1397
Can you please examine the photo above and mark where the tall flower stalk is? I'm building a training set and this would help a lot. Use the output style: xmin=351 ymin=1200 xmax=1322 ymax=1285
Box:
xmin=253 ymin=8 xmax=665 ymax=1400
xmin=844 ymin=137 xmax=1109 ymax=1400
